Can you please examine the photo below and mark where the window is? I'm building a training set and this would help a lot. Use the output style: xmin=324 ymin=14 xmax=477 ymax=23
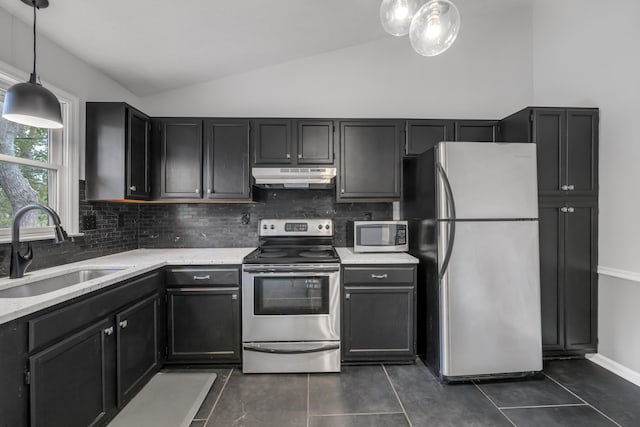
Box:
xmin=0 ymin=65 xmax=79 ymax=242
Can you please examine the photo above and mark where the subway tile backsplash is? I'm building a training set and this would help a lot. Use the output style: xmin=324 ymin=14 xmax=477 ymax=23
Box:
xmin=0 ymin=182 xmax=391 ymax=276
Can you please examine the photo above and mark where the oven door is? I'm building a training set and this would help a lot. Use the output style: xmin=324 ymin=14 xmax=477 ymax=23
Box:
xmin=242 ymin=264 xmax=340 ymax=342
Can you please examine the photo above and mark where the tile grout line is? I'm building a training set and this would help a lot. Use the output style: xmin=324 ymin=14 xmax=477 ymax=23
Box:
xmin=498 ymin=403 xmax=589 ymax=410
xmin=382 ymin=364 xmax=414 ymax=427
xmin=307 ymin=373 xmax=310 ymax=427
xmin=202 ymin=368 xmax=234 ymax=425
xmin=544 ymin=373 xmax=624 ymax=427
xmin=309 ymin=412 xmax=407 ymax=418
xmin=473 ymin=381 xmax=518 ymax=427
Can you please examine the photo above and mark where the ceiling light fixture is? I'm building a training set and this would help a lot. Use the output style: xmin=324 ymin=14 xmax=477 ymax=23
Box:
xmin=380 ymin=0 xmax=461 ymax=57
xmin=2 ymin=0 xmax=63 ymax=129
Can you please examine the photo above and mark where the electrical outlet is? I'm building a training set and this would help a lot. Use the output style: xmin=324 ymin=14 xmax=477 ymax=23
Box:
xmin=241 ymin=212 xmax=250 ymax=225
xmin=364 ymin=212 xmax=373 ymax=221
xmin=82 ymin=214 xmax=97 ymax=230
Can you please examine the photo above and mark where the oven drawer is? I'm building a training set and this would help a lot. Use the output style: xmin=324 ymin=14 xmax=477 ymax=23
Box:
xmin=243 ymin=341 xmax=340 ymax=373
xmin=343 ymin=266 xmax=415 ymax=285
xmin=166 ymin=267 xmax=239 ymax=286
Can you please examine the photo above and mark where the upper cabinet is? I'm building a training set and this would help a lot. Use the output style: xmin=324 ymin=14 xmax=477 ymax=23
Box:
xmin=204 ymin=119 xmax=251 ymax=200
xmin=404 ymin=119 xmax=498 ymax=156
xmin=152 ymin=118 xmax=251 ymax=201
xmin=252 ymin=119 xmax=335 ymax=165
xmin=86 ymin=103 xmax=151 ymax=200
xmin=338 ymin=120 xmax=402 ymax=201
xmin=500 ymin=107 xmax=599 ymax=198
xmin=153 ymin=118 xmax=203 ymax=199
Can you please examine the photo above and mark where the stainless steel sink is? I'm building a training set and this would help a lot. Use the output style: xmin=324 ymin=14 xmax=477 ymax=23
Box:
xmin=0 ymin=268 xmax=126 ymax=298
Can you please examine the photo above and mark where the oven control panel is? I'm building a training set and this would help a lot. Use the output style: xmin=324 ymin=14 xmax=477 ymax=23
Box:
xmin=259 ymin=219 xmax=333 ymax=237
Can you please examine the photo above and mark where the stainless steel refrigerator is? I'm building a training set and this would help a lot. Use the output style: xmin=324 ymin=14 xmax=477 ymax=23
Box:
xmin=403 ymin=141 xmax=542 ymax=382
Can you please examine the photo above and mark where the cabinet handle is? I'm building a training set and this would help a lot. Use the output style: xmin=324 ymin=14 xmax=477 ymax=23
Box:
xmin=298 ymin=154 xmax=302 ymax=159
xmin=371 ymin=273 xmax=388 ymax=279
xmin=104 ymin=326 xmax=114 ymax=336
xmin=285 ymin=153 xmax=290 ymax=159
xmin=567 ymin=184 xmax=575 ymax=191
xmin=567 ymin=207 xmax=575 ymax=213
xmin=195 ymin=188 xmax=199 ymax=193
xmin=560 ymin=207 xmax=568 ymax=213
xmin=193 ymin=275 xmax=211 ymax=280
xmin=341 ymin=189 xmax=345 ymax=193
xmin=231 ymin=294 xmax=238 ymax=300
xmin=119 ymin=320 xmax=128 ymax=329
xmin=207 ymin=188 xmax=211 ymax=194
xmin=345 ymin=293 xmax=350 ymax=300
xmin=561 ymin=185 xmax=569 ymax=191
xmin=129 ymin=185 xmax=137 ymax=192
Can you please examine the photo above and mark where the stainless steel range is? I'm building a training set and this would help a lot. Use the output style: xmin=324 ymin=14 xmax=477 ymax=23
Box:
xmin=242 ymin=219 xmax=340 ymax=373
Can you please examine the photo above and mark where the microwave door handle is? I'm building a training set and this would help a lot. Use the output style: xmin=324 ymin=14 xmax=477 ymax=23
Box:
xmin=436 ymin=163 xmax=456 ymax=281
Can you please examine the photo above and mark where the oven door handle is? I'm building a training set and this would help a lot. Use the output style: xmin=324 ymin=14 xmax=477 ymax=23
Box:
xmin=243 ymin=343 xmax=340 ymax=354
xmin=243 ymin=266 xmax=340 ymax=273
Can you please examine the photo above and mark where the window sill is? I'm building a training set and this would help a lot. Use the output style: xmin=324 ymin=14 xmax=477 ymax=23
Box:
xmin=0 ymin=232 xmax=84 ymax=245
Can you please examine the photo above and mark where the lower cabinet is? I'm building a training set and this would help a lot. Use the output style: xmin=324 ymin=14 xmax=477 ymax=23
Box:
xmin=539 ymin=200 xmax=598 ymax=355
xmin=29 ymin=318 xmax=115 ymax=427
xmin=165 ymin=267 xmax=241 ymax=364
xmin=342 ymin=265 xmax=417 ymax=362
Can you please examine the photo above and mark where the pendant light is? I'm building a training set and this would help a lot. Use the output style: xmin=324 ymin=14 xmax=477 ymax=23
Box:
xmin=2 ymin=0 xmax=63 ymax=129
xmin=379 ymin=0 xmax=423 ymax=37
xmin=409 ymin=0 xmax=461 ymax=57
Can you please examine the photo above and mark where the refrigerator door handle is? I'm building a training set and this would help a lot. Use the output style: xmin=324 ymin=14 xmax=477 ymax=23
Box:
xmin=437 ymin=163 xmax=456 ymax=280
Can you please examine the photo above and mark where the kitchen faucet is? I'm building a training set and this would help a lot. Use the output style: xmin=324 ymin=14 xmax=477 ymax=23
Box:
xmin=10 ymin=204 xmax=68 ymax=279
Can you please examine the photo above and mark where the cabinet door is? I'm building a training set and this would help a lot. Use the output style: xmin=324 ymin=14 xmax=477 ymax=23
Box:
xmin=116 ymin=294 xmax=159 ymax=407
xmin=454 ymin=120 xmax=498 ymax=142
xmin=532 ymin=109 xmax=566 ymax=196
xmin=343 ymin=286 xmax=415 ymax=361
xmin=29 ymin=319 xmax=115 ymax=427
xmin=564 ymin=205 xmax=597 ymax=352
xmin=566 ymin=109 xmax=598 ymax=197
xmin=167 ymin=288 xmax=240 ymax=362
xmin=159 ymin=119 xmax=203 ymax=198
xmin=204 ymin=119 xmax=251 ymax=200
xmin=296 ymin=120 xmax=335 ymax=164
xmin=126 ymin=107 xmax=151 ymax=199
xmin=405 ymin=119 xmax=454 ymax=155
xmin=253 ymin=119 xmax=292 ymax=164
xmin=338 ymin=121 xmax=402 ymax=200
xmin=539 ymin=202 xmax=564 ymax=351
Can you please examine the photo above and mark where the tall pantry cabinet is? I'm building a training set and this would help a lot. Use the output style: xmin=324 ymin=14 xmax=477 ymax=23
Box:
xmin=500 ymin=107 xmax=599 ymax=357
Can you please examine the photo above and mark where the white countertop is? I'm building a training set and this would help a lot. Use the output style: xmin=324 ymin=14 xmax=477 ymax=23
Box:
xmin=336 ymin=247 xmax=419 ymax=265
xmin=0 ymin=248 xmax=256 ymax=325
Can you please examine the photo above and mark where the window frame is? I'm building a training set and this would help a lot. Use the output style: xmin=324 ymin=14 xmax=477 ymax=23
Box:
xmin=0 ymin=60 xmax=80 ymax=243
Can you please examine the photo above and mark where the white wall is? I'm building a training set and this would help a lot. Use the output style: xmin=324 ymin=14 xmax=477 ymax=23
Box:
xmin=533 ymin=0 xmax=640 ymax=374
xmin=142 ymin=3 xmax=533 ymax=119
xmin=0 ymin=7 xmax=141 ymax=178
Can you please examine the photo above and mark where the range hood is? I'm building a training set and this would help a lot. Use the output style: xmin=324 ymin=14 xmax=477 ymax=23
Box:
xmin=252 ymin=167 xmax=336 ymax=189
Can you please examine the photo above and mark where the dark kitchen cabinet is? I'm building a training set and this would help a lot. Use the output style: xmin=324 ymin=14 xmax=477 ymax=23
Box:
xmin=29 ymin=318 xmax=115 ymax=427
xmin=405 ymin=119 xmax=455 ymax=156
xmin=539 ymin=201 xmax=598 ymax=355
xmin=204 ymin=119 xmax=251 ymax=199
xmin=86 ymin=102 xmax=151 ymax=200
xmin=337 ymin=120 xmax=403 ymax=201
xmin=500 ymin=107 xmax=599 ymax=197
xmin=166 ymin=267 xmax=241 ymax=364
xmin=154 ymin=118 xmax=204 ymax=199
xmin=342 ymin=265 xmax=416 ymax=362
xmin=116 ymin=294 xmax=159 ymax=407
xmin=454 ymin=120 xmax=499 ymax=142
xmin=252 ymin=119 xmax=335 ymax=165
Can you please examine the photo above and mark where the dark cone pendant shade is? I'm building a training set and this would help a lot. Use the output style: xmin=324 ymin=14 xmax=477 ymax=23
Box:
xmin=2 ymin=0 xmax=63 ymax=129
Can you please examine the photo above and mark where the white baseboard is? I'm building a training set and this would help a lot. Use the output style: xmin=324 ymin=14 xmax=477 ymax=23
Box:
xmin=598 ymin=266 xmax=640 ymax=283
xmin=586 ymin=353 xmax=640 ymax=387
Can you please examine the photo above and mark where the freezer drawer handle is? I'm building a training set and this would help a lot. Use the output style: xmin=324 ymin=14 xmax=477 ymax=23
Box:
xmin=371 ymin=273 xmax=388 ymax=279
xmin=243 ymin=343 xmax=339 ymax=355
xmin=193 ymin=275 xmax=211 ymax=280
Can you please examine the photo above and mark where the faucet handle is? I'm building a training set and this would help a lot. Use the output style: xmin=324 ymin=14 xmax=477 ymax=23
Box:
xmin=22 ymin=243 xmax=33 ymax=261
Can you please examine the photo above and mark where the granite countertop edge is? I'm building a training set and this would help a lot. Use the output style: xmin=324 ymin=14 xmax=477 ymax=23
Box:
xmin=335 ymin=247 xmax=419 ymax=264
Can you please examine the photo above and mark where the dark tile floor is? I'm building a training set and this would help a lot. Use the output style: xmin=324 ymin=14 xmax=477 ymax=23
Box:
xmin=188 ymin=359 xmax=640 ymax=427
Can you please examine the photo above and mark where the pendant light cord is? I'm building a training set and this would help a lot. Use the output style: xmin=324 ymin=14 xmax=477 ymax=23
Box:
xmin=29 ymin=0 xmax=38 ymax=84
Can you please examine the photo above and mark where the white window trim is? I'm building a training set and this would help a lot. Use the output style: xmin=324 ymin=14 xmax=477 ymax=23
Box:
xmin=0 ymin=59 xmax=80 ymax=243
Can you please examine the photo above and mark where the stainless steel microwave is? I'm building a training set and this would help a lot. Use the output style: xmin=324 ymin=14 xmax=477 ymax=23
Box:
xmin=349 ymin=221 xmax=408 ymax=253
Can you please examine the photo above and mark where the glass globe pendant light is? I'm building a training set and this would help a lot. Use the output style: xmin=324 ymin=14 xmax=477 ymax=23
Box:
xmin=409 ymin=0 xmax=461 ymax=57
xmin=2 ymin=0 xmax=63 ymax=129
xmin=379 ymin=0 xmax=423 ymax=36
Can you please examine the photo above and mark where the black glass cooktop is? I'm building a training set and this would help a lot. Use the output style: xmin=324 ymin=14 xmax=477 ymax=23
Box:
xmin=243 ymin=246 xmax=339 ymax=264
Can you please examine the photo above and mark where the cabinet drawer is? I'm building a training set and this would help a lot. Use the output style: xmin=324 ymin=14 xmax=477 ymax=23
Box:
xmin=29 ymin=272 xmax=160 ymax=353
xmin=343 ymin=266 xmax=415 ymax=285
xmin=165 ymin=268 xmax=239 ymax=286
